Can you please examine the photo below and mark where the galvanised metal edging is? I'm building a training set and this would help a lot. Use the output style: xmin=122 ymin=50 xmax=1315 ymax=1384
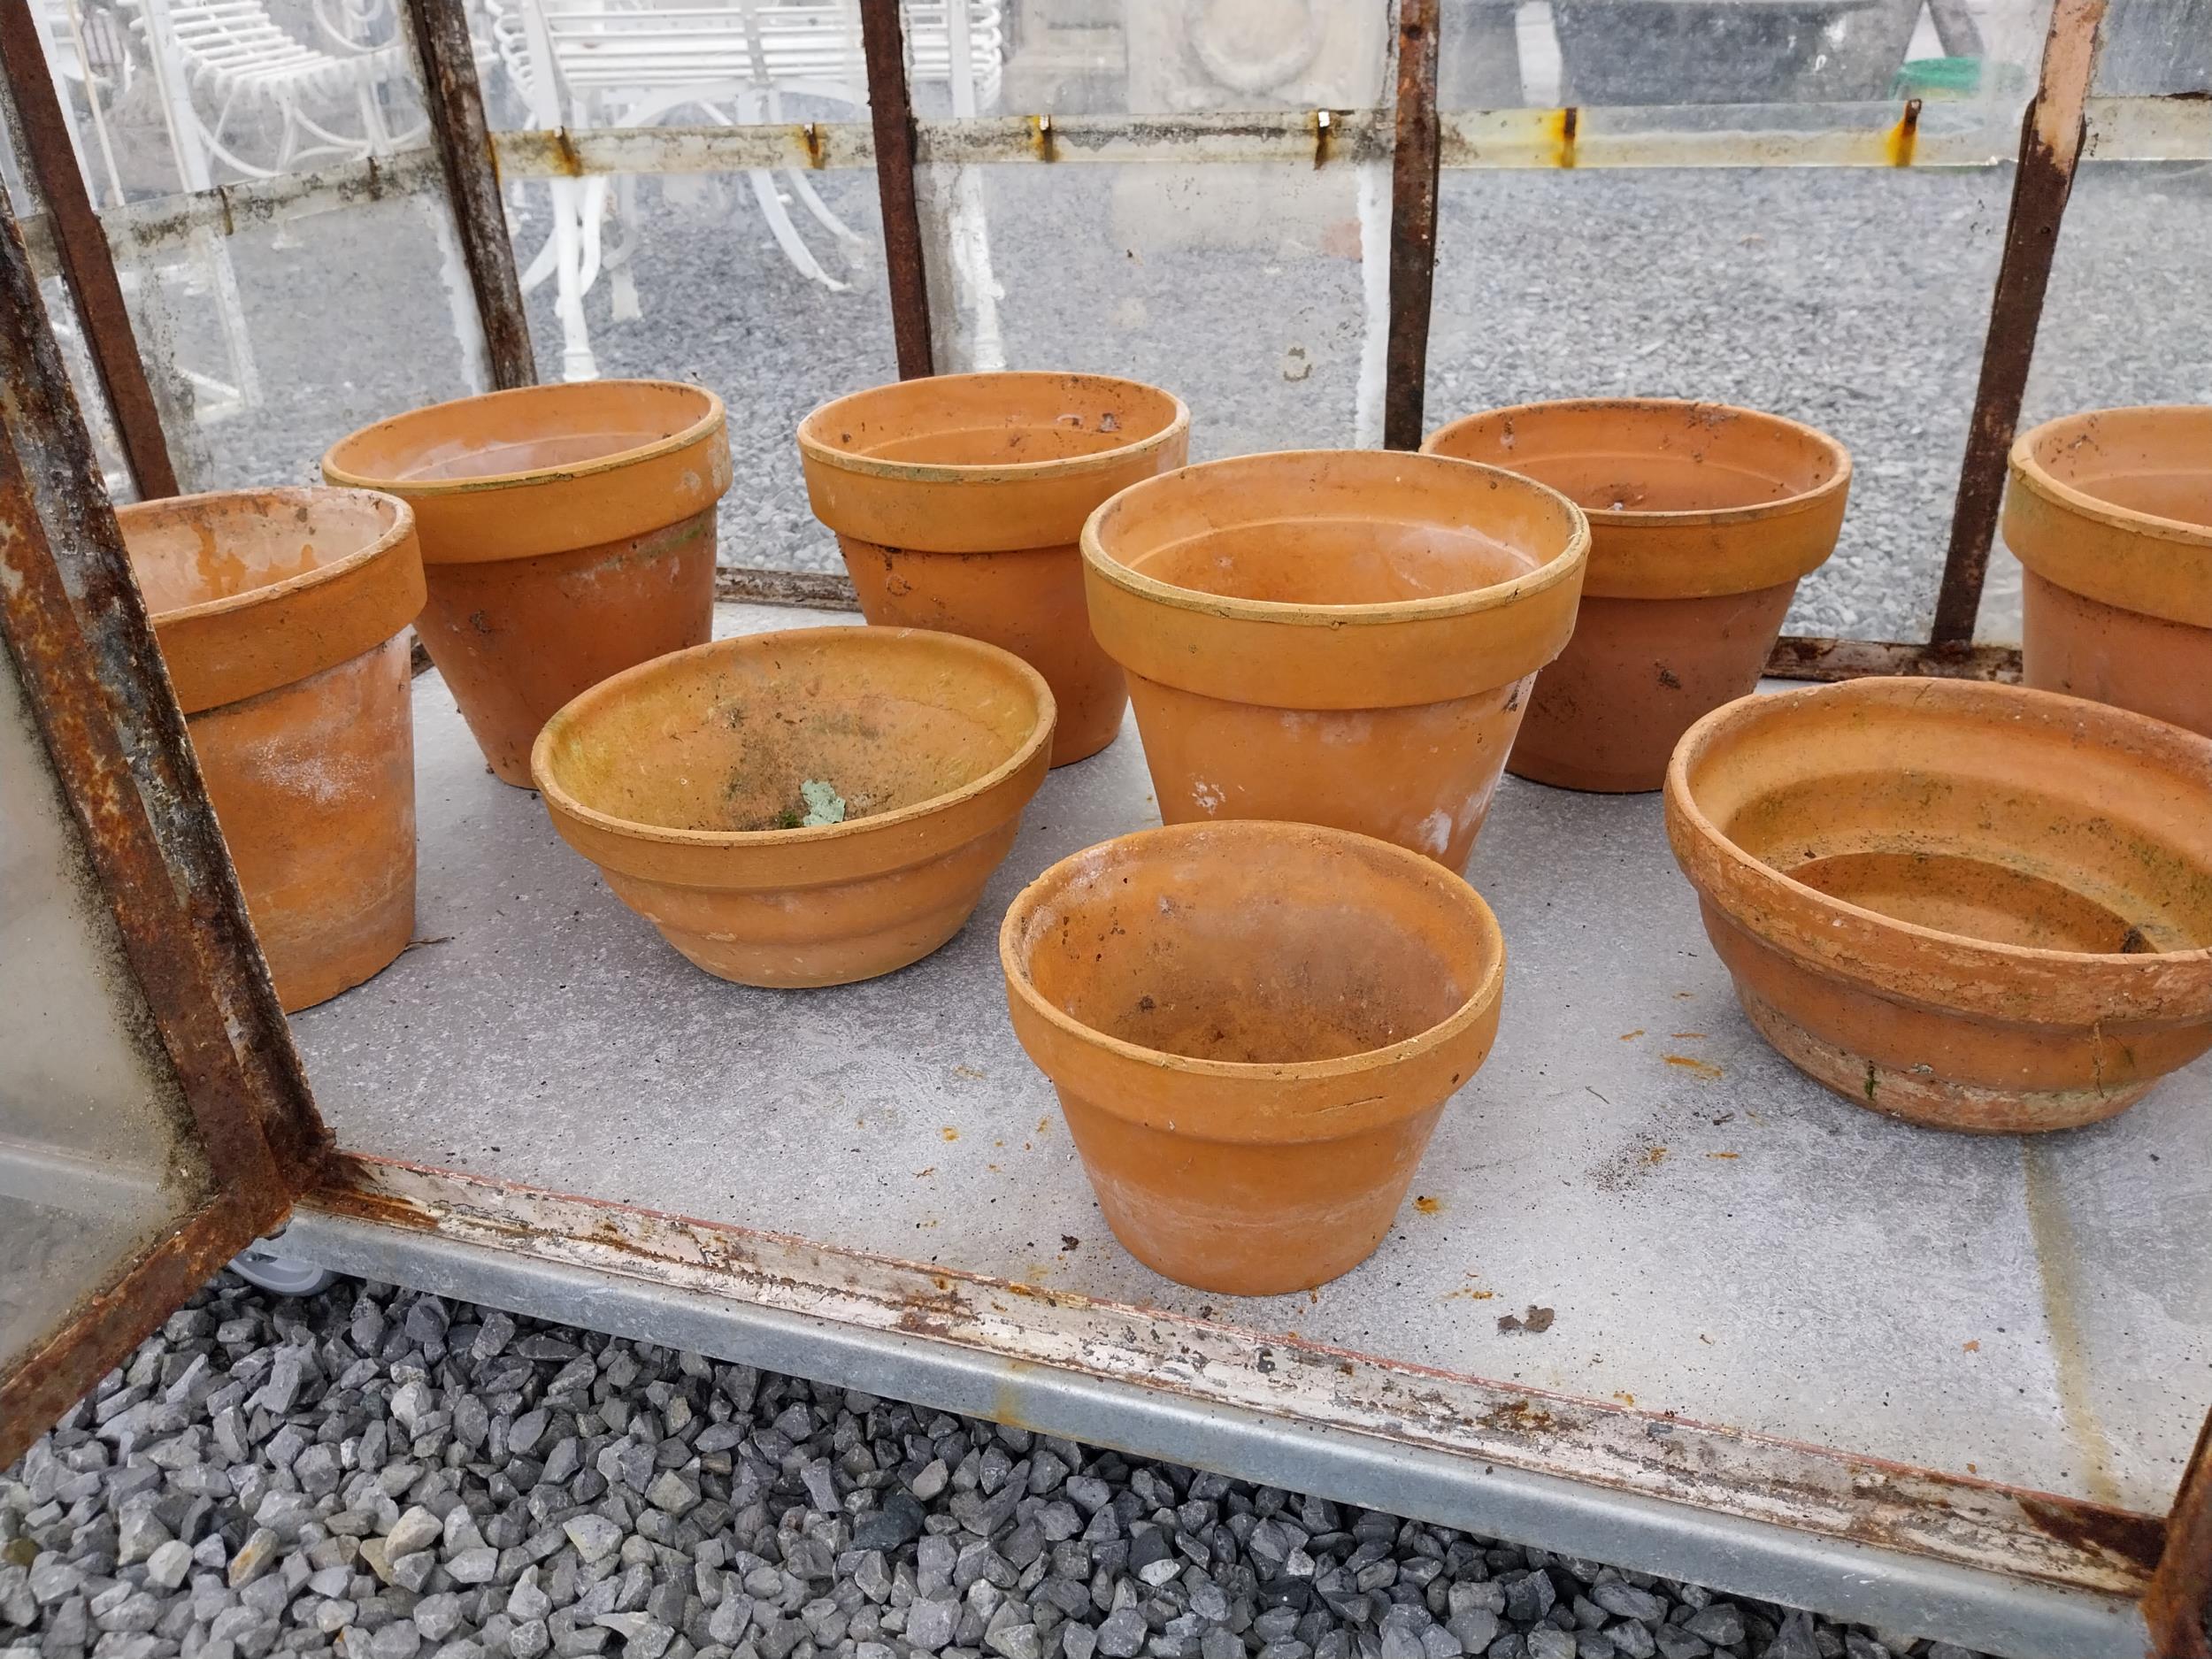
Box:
xmin=277 ymin=1153 xmax=2173 ymax=1659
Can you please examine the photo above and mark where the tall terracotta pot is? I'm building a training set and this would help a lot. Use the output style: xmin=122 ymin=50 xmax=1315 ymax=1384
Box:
xmin=1001 ymin=820 xmax=1506 ymax=1295
xmin=797 ymin=372 xmax=1190 ymax=767
xmin=1425 ymin=399 xmax=1851 ymax=793
xmin=1081 ymin=449 xmax=1588 ymax=870
xmin=119 ymin=488 xmax=425 ymax=1012
xmin=324 ymin=380 xmax=732 ymax=786
xmin=2004 ymin=406 xmax=2212 ymax=739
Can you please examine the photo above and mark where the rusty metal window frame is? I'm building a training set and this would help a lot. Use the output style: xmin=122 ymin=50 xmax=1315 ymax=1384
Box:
xmin=0 ymin=198 xmax=327 ymax=1470
xmin=3 ymin=0 xmax=2210 ymax=1640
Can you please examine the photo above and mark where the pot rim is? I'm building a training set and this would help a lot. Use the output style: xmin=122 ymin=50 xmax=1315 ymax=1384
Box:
xmin=999 ymin=820 xmax=1507 ymax=1086
xmin=321 ymin=379 xmax=726 ymax=499
xmin=1080 ymin=449 xmax=1590 ymax=628
xmin=1422 ymin=397 xmax=1854 ymax=531
xmin=531 ymin=626 xmax=1055 ymax=854
xmin=1665 ymin=678 xmax=2212 ymax=974
xmin=2008 ymin=404 xmax=2212 ymax=549
xmin=123 ymin=486 xmax=416 ymax=631
xmin=795 ymin=370 xmax=1193 ymax=488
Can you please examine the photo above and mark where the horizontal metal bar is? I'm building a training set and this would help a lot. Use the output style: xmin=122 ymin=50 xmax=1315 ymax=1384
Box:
xmin=1765 ymin=636 xmax=2024 ymax=681
xmin=715 ymin=566 xmax=861 ymax=610
xmin=282 ymin=1157 xmax=2154 ymax=1659
xmin=104 ymin=150 xmax=445 ymax=248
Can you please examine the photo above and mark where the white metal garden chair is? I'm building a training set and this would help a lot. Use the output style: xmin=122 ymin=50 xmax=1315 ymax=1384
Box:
xmin=484 ymin=0 xmax=1003 ymax=380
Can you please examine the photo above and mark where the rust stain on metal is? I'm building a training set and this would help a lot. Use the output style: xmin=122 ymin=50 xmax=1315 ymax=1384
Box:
xmin=1382 ymin=0 xmax=1440 ymax=451
xmin=1311 ymin=108 xmax=1334 ymax=170
xmin=550 ymin=129 xmax=586 ymax=178
xmin=1930 ymin=0 xmax=2105 ymax=644
xmin=1765 ymin=635 xmax=2024 ymax=683
xmin=1885 ymin=98 xmax=1924 ymax=166
xmin=403 ymin=0 xmax=536 ymax=389
xmin=1029 ymin=113 xmax=1057 ymax=163
xmin=2015 ymin=1494 xmax=2167 ymax=1574
xmin=1552 ymin=107 xmax=1580 ymax=170
xmin=858 ymin=0 xmax=933 ymax=379
xmin=2144 ymin=1409 xmax=2212 ymax=1658
xmin=715 ymin=566 xmax=862 ymax=611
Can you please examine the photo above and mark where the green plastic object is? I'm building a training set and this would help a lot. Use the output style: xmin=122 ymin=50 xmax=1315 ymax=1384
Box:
xmin=1893 ymin=56 xmax=1984 ymax=96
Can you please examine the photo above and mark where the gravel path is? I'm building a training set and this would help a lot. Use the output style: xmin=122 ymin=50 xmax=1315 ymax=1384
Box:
xmin=4 ymin=1274 xmax=1990 ymax=1659
xmin=184 ymin=157 xmax=2211 ymax=647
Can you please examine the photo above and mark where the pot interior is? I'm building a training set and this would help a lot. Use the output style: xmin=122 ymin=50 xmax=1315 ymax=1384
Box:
xmin=2023 ymin=408 xmax=2212 ymax=532
xmin=1683 ymin=686 xmax=2212 ymax=956
xmin=1130 ymin=518 xmax=1535 ymax=605
xmin=803 ymin=373 xmax=1183 ymax=471
xmin=537 ymin=630 xmax=1044 ymax=836
xmin=120 ymin=490 xmax=400 ymax=618
xmin=1012 ymin=827 xmax=1494 ymax=1065
xmin=332 ymin=381 xmax=715 ymax=487
xmin=1430 ymin=401 xmax=1843 ymax=517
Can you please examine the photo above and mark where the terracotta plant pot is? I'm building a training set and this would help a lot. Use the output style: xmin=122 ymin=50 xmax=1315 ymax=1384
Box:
xmin=2004 ymin=406 xmax=2212 ymax=738
xmin=1665 ymin=679 xmax=2212 ymax=1133
xmin=1082 ymin=450 xmax=1587 ymax=869
xmin=1425 ymin=399 xmax=1850 ymax=793
xmin=797 ymin=372 xmax=1189 ymax=767
xmin=533 ymin=626 xmax=1053 ymax=987
xmin=119 ymin=488 xmax=425 ymax=1012
xmin=325 ymin=380 xmax=732 ymax=786
xmin=1001 ymin=821 xmax=1505 ymax=1294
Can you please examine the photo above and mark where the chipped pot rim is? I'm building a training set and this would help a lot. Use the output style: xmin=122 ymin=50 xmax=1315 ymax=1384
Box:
xmin=999 ymin=820 xmax=1507 ymax=1085
xmin=118 ymin=486 xmax=417 ymax=630
xmin=322 ymin=380 xmax=726 ymax=498
xmin=2008 ymin=405 xmax=2212 ymax=550
xmin=530 ymin=626 xmax=1056 ymax=852
xmin=1423 ymin=397 xmax=1855 ymax=531
xmin=796 ymin=371 xmax=1192 ymax=487
xmin=1081 ymin=450 xmax=1591 ymax=628
xmin=1666 ymin=679 xmax=2212 ymax=974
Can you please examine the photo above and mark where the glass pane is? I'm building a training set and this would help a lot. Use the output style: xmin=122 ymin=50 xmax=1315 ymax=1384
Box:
xmin=109 ymin=191 xmax=489 ymax=491
xmin=1443 ymin=0 xmax=2053 ymax=115
xmin=0 ymin=633 xmax=210 ymax=1365
xmin=1983 ymin=157 xmax=2212 ymax=641
xmin=994 ymin=0 xmax=1398 ymax=119
xmin=1429 ymin=165 xmax=2012 ymax=641
xmin=511 ymin=164 xmax=899 ymax=572
xmin=29 ymin=0 xmax=428 ymax=204
xmin=918 ymin=158 xmax=1386 ymax=455
xmin=2093 ymin=0 xmax=2212 ymax=94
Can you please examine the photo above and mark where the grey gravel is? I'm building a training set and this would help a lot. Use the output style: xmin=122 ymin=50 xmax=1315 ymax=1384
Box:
xmin=5 ymin=1272 xmax=1989 ymax=1659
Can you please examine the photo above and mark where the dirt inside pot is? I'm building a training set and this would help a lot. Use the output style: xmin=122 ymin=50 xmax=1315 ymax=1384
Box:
xmin=1021 ymin=862 xmax=1473 ymax=1064
xmin=2032 ymin=434 xmax=2212 ymax=529
xmin=1130 ymin=518 xmax=1536 ymax=605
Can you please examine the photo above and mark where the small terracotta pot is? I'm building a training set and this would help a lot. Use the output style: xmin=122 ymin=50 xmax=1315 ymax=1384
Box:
xmin=119 ymin=487 xmax=426 ymax=1012
xmin=1665 ymin=679 xmax=2212 ymax=1133
xmin=533 ymin=626 xmax=1053 ymax=987
xmin=2004 ymin=405 xmax=2212 ymax=738
xmin=1082 ymin=450 xmax=1587 ymax=869
xmin=797 ymin=372 xmax=1190 ymax=767
xmin=1001 ymin=820 xmax=1505 ymax=1294
xmin=1425 ymin=399 xmax=1850 ymax=793
xmin=324 ymin=380 xmax=732 ymax=787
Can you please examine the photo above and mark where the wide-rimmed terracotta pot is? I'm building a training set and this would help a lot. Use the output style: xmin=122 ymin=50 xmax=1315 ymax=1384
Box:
xmin=1665 ymin=679 xmax=2212 ymax=1133
xmin=325 ymin=380 xmax=732 ymax=787
xmin=1425 ymin=399 xmax=1850 ymax=793
xmin=534 ymin=626 xmax=1053 ymax=987
xmin=1082 ymin=450 xmax=1587 ymax=870
xmin=120 ymin=488 xmax=425 ymax=1012
xmin=2004 ymin=405 xmax=2212 ymax=738
xmin=1001 ymin=820 xmax=1505 ymax=1294
xmin=796 ymin=372 xmax=1189 ymax=768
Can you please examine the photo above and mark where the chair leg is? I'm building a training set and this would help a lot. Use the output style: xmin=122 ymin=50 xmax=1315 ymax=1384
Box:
xmin=607 ymin=173 xmax=642 ymax=323
xmin=761 ymin=87 xmax=862 ymax=249
xmin=548 ymin=174 xmax=599 ymax=381
xmin=744 ymin=168 xmax=851 ymax=291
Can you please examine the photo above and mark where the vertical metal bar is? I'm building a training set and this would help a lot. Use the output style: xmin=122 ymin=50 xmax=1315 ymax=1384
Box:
xmin=2146 ymin=1408 xmax=2212 ymax=1659
xmin=0 ymin=188 xmax=327 ymax=1202
xmin=0 ymin=0 xmax=179 ymax=498
xmin=1927 ymin=0 xmax=2104 ymax=645
xmin=402 ymin=0 xmax=536 ymax=389
xmin=859 ymin=0 xmax=933 ymax=379
xmin=1383 ymin=0 xmax=1442 ymax=451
